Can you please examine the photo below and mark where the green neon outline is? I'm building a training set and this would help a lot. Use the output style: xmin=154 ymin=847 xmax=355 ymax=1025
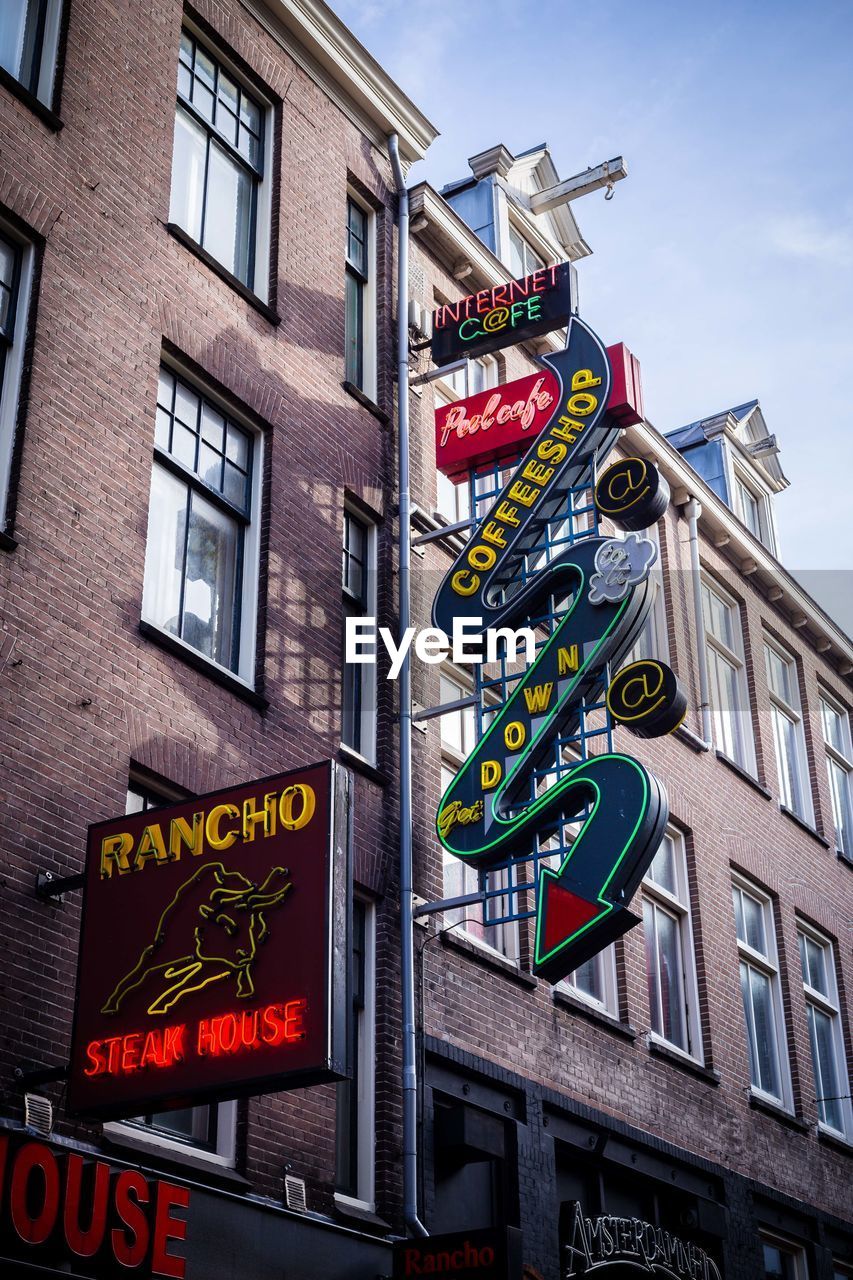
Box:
xmin=532 ymin=756 xmax=651 ymax=970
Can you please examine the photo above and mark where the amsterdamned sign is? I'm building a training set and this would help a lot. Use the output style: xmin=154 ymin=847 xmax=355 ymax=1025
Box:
xmin=435 ymin=343 xmax=645 ymax=481
xmin=0 ymin=1132 xmax=190 ymax=1278
xmin=564 ymin=1202 xmax=722 ymax=1278
xmin=431 ymin=263 xmax=574 ymax=365
xmin=68 ymin=761 xmax=349 ymax=1120
xmin=394 ymin=1227 xmax=522 ymax=1280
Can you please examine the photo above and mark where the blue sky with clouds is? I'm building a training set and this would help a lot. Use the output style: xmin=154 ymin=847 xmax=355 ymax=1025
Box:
xmin=333 ymin=0 xmax=853 ymax=623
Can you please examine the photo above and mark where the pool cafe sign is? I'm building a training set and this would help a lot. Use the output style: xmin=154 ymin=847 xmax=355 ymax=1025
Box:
xmin=564 ymin=1202 xmax=722 ymax=1278
xmin=69 ymin=761 xmax=350 ymax=1120
xmin=431 ymin=271 xmax=685 ymax=986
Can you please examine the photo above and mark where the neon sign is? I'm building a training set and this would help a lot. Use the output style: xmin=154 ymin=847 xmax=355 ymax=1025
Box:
xmin=69 ymin=761 xmax=349 ymax=1120
xmin=432 ymin=316 xmax=685 ymax=983
xmin=431 ymin=263 xmax=574 ymax=365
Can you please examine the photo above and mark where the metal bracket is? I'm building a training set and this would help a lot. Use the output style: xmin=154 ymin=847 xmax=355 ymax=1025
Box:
xmin=13 ymin=1063 xmax=69 ymax=1089
xmin=36 ymin=870 xmax=85 ymax=901
xmin=413 ymin=891 xmax=486 ymax=918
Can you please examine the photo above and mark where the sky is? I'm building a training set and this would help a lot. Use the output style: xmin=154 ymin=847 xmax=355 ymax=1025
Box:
xmin=332 ymin=0 xmax=853 ymax=630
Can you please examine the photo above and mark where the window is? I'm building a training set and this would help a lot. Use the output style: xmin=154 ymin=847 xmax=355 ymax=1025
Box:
xmin=625 ymin=525 xmax=668 ymax=665
xmin=643 ymin=830 xmax=702 ymax=1058
xmin=342 ymin=508 xmax=377 ymax=762
xmin=142 ymin=366 xmax=261 ymax=682
xmin=440 ymin=670 xmax=518 ymax=960
xmin=434 ymin=357 xmax=497 ymax=525
xmin=702 ymin=579 xmax=755 ymax=772
xmin=508 ymin=223 xmax=545 ymax=278
xmin=344 ymin=195 xmax=377 ymax=399
xmin=562 ymin=948 xmax=618 ymax=1017
xmin=107 ymin=779 xmax=236 ymax=1165
xmin=761 ymin=1236 xmax=808 ymax=1279
xmin=733 ymin=879 xmax=790 ymax=1106
xmin=170 ymin=29 xmax=270 ymax=296
xmin=0 ymin=224 xmax=34 ymax=536
xmin=336 ymin=898 xmax=375 ymax=1206
xmin=765 ymin=641 xmax=812 ymax=822
xmin=820 ymin=694 xmax=853 ymax=858
xmin=0 ymin=0 xmax=63 ymax=107
xmin=798 ymin=925 xmax=851 ymax=1138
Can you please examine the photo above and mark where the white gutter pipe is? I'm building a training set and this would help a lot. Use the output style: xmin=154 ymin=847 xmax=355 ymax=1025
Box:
xmin=684 ymin=498 xmax=713 ymax=749
xmin=387 ymin=131 xmax=428 ymax=1238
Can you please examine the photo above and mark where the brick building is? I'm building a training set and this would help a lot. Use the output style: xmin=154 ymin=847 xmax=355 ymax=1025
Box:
xmin=406 ymin=145 xmax=853 ymax=1278
xmin=0 ymin=5 xmax=851 ymax=1280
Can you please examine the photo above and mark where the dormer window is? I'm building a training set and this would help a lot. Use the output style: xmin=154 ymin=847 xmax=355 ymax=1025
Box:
xmin=731 ymin=465 xmax=776 ymax=553
xmin=508 ymin=224 xmax=545 ymax=278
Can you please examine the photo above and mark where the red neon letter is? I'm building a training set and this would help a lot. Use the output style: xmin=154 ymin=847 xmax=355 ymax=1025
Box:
xmin=63 ymin=1154 xmax=109 ymax=1258
xmin=10 ymin=1142 xmax=61 ymax=1245
xmin=284 ymin=999 xmax=307 ymax=1041
xmin=152 ymin=1181 xmax=190 ymax=1279
xmin=112 ymin=1168 xmax=151 ymax=1268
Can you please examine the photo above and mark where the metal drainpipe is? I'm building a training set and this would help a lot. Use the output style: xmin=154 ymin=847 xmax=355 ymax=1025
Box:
xmin=684 ymin=497 xmax=713 ymax=748
xmin=387 ymin=132 xmax=428 ymax=1239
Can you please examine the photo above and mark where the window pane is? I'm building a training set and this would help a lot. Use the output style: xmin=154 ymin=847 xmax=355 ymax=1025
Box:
xmin=183 ymin=489 xmax=238 ymax=666
xmin=346 ymin=200 xmax=367 ymax=274
xmin=645 ymin=900 xmax=687 ymax=1050
xmin=766 ymin=646 xmax=794 ymax=705
xmin=749 ymin=965 xmax=781 ymax=1098
xmin=142 ymin=465 xmax=188 ymax=641
xmin=646 ymin=834 xmax=677 ymax=896
xmin=204 ymin=142 xmax=253 ymax=284
xmin=821 ymin=699 xmax=848 ymax=756
xmin=569 ymin=956 xmax=603 ymax=1003
xmin=345 ymin=269 xmax=364 ymax=387
xmin=772 ymin=705 xmax=802 ymax=813
xmin=170 ymin=107 xmax=207 ymax=244
xmin=740 ymin=890 xmax=766 ymax=955
xmin=702 ymin=584 xmax=734 ymax=648
xmin=708 ymin=648 xmax=744 ymax=763
xmin=808 ymin=1004 xmax=844 ymax=1132
xmin=827 ymin=758 xmax=853 ymax=855
xmin=763 ymin=1244 xmax=800 ymax=1280
xmin=0 ymin=0 xmax=35 ymax=86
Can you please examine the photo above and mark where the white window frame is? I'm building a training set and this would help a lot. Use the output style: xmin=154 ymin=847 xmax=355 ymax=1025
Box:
xmin=732 ymin=876 xmax=792 ymax=1109
xmin=439 ymin=665 xmax=519 ymax=964
xmin=642 ymin=829 xmax=703 ymax=1062
xmin=729 ymin=455 xmax=778 ymax=555
xmin=0 ymin=218 xmax=35 ymax=535
xmin=141 ymin=356 xmax=264 ymax=688
xmin=105 ymin=774 xmax=237 ymax=1167
xmin=341 ymin=504 xmax=378 ymax=765
xmin=702 ymin=577 xmax=756 ymax=774
xmin=171 ymin=20 xmax=274 ymax=302
xmin=764 ymin=638 xmax=813 ymax=824
xmin=797 ymin=921 xmax=852 ymax=1140
xmin=625 ymin=523 xmax=669 ymax=666
xmin=759 ymin=1232 xmax=809 ymax=1279
xmin=335 ymin=896 xmax=376 ymax=1211
xmin=506 ymin=219 xmax=547 ymax=278
xmin=344 ymin=189 xmax=377 ymax=402
xmin=820 ymin=691 xmax=853 ymax=859
xmin=433 ymin=356 xmax=498 ymax=524
xmin=0 ymin=0 xmax=64 ymax=108
xmin=560 ymin=947 xmax=618 ymax=1018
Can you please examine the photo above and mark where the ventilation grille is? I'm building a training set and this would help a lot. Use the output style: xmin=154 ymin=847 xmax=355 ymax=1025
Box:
xmin=284 ymin=1174 xmax=307 ymax=1213
xmin=24 ymin=1094 xmax=53 ymax=1136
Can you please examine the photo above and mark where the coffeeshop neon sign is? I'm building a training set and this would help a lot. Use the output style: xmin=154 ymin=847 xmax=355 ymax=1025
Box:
xmin=432 ymin=314 xmax=685 ymax=982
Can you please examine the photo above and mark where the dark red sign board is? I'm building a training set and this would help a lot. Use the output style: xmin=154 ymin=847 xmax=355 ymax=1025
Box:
xmin=68 ymin=761 xmax=349 ymax=1120
xmin=435 ymin=343 xmax=645 ymax=482
xmin=393 ymin=1227 xmax=522 ymax=1280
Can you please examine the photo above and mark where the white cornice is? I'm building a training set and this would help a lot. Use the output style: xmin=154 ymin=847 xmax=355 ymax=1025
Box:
xmin=244 ymin=0 xmax=438 ymax=163
xmin=627 ymin=420 xmax=853 ymax=675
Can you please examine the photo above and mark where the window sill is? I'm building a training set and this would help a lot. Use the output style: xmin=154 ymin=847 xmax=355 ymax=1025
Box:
xmin=440 ymin=928 xmax=536 ymax=989
xmin=0 ymin=65 xmax=63 ymax=131
xmin=779 ymin=805 xmax=831 ymax=848
xmin=342 ymin=381 xmax=390 ymax=425
xmin=715 ymin=751 xmax=772 ymax=799
xmin=338 ymin=743 xmax=389 ymax=786
xmin=553 ymin=987 xmax=637 ymax=1041
xmin=647 ymin=1035 xmax=719 ymax=1084
xmin=139 ymin=621 xmax=269 ymax=710
xmin=817 ymin=1126 xmax=853 ymax=1157
xmin=838 ymin=848 xmax=853 ymax=870
xmin=748 ymin=1092 xmax=809 ymax=1131
xmin=101 ymin=1128 xmax=249 ymax=1188
xmin=0 ymin=530 xmax=17 ymax=553
xmin=166 ymin=224 xmax=280 ymax=326
xmin=332 ymin=1193 xmax=391 ymax=1231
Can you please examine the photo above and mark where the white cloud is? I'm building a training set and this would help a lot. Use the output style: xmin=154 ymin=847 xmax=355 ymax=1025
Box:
xmin=767 ymin=212 xmax=853 ymax=268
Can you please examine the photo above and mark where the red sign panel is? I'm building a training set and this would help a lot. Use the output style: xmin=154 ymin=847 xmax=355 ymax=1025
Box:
xmin=435 ymin=343 xmax=645 ymax=481
xmin=69 ymin=761 xmax=349 ymax=1120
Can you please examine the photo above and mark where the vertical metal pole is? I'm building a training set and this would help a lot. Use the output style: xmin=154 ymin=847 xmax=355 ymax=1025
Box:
xmin=387 ymin=132 xmax=428 ymax=1237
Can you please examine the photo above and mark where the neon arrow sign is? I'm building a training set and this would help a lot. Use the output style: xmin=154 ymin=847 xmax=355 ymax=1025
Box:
xmin=433 ymin=316 xmax=685 ymax=982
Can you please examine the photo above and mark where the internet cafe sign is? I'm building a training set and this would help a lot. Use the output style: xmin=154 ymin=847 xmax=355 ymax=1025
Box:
xmin=69 ymin=761 xmax=350 ymax=1119
xmin=564 ymin=1202 xmax=722 ymax=1279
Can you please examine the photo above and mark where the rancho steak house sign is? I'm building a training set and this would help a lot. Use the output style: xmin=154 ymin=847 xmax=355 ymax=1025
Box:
xmin=69 ymin=761 xmax=349 ymax=1120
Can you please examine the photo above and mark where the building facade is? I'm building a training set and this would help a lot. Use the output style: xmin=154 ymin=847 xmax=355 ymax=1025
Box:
xmin=0 ymin=4 xmax=851 ymax=1280
xmin=407 ymin=147 xmax=853 ymax=1279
